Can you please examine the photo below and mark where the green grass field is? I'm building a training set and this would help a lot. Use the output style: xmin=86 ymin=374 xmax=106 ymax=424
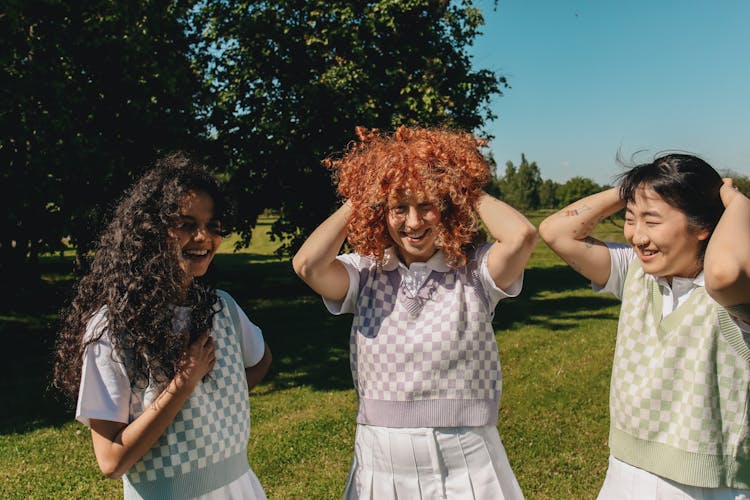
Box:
xmin=0 ymin=212 xmax=628 ymax=499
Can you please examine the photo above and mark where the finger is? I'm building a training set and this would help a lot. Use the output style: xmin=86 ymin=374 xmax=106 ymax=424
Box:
xmin=188 ymin=331 xmax=208 ymax=346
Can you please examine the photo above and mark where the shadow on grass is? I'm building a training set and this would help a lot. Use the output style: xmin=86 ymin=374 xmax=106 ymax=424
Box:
xmin=1 ymin=257 xmax=621 ymax=434
xmin=492 ymin=266 xmax=620 ymax=331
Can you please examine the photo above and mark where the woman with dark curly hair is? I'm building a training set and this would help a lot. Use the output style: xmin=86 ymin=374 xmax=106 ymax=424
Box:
xmin=293 ymin=126 xmax=537 ymax=499
xmin=54 ymin=153 xmax=271 ymax=499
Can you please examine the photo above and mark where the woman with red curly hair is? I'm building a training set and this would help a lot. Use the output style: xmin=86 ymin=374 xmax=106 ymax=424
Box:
xmin=293 ymin=126 xmax=537 ymax=499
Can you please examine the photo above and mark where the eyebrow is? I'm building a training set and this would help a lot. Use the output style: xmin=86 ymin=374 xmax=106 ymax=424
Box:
xmin=176 ymin=215 xmax=220 ymax=223
xmin=624 ymin=207 xmax=661 ymax=217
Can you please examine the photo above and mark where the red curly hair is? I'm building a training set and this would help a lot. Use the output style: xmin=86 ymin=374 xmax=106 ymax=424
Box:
xmin=325 ymin=126 xmax=491 ymax=268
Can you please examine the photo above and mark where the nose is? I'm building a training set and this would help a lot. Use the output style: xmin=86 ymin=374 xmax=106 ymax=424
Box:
xmin=192 ymin=225 xmax=209 ymax=241
xmin=404 ymin=206 xmax=422 ymax=229
xmin=630 ymin=223 xmax=649 ymax=246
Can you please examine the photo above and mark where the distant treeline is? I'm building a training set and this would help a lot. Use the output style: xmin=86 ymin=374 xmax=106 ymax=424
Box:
xmin=487 ymin=154 xmax=750 ymax=212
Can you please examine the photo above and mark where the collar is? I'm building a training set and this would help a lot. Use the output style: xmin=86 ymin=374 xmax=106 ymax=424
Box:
xmin=655 ymin=270 xmax=704 ymax=292
xmin=382 ymin=247 xmax=450 ymax=273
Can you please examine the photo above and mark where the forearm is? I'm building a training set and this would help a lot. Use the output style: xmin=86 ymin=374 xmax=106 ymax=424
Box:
xmin=292 ymin=203 xmax=352 ymax=300
xmin=91 ymin=374 xmax=199 ymax=479
xmin=245 ymin=343 xmax=272 ymax=392
xmin=476 ymin=192 xmax=537 ymax=248
xmin=475 ymin=192 xmax=537 ymax=289
xmin=539 ymin=187 xmax=624 ymax=286
xmin=292 ymin=203 xmax=350 ymax=279
xmin=539 ymin=187 xmax=624 ymax=245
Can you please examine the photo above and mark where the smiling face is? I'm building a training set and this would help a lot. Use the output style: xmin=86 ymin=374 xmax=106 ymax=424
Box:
xmin=386 ymin=191 xmax=442 ymax=266
xmin=623 ymin=186 xmax=709 ymax=282
xmin=168 ymin=190 xmax=223 ymax=287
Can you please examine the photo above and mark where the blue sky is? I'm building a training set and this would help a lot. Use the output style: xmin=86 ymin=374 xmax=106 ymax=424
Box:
xmin=469 ymin=0 xmax=750 ymax=184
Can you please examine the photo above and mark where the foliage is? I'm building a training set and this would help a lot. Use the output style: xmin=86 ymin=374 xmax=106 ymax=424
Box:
xmin=491 ymin=154 xmax=606 ymax=211
xmin=1 ymin=0 xmax=204 ymax=275
xmin=493 ymin=154 xmax=542 ymax=211
xmin=2 ymin=0 xmax=505 ymax=269
xmin=190 ymin=0 xmax=506 ymax=253
xmin=556 ymin=176 xmax=605 ymax=207
xmin=538 ymin=178 xmax=558 ymax=209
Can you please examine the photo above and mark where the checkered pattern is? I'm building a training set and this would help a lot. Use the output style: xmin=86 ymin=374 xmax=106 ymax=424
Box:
xmin=350 ymin=253 xmax=501 ymax=405
xmin=126 ymin=299 xmax=249 ymax=485
xmin=611 ymin=261 xmax=750 ymax=455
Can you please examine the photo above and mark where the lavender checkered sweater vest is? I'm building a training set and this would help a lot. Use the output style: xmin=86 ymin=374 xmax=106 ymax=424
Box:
xmin=350 ymin=248 xmax=502 ymax=427
xmin=123 ymin=291 xmax=251 ymax=499
xmin=609 ymin=260 xmax=750 ymax=488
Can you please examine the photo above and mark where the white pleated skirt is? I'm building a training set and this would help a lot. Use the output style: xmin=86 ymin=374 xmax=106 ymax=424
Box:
xmin=343 ymin=424 xmax=524 ymax=500
xmin=598 ymin=455 xmax=750 ymax=500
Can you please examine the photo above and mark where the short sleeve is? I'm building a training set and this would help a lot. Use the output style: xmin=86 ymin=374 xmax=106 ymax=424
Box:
xmin=322 ymin=253 xmax=363 ymax=315
xmin=593 ymin=243 xmax=635 ymax=300
xmin=476 ymin=243 xmax=524 ymax=309
xmin=235 ymin=304 xmax=266 ymax=368
xmin=75 ymin=310 xmax=131 ymax=427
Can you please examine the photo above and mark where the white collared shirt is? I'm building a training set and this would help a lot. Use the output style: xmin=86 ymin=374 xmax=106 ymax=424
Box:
xmin=596 ymin=243 xmax=749 ymax=331
xmin=325 ymin=245 xmax=522 ymax=315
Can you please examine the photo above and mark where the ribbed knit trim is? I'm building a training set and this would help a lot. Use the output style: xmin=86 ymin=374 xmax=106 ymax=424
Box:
xmin=357 ymin=398 xmax=500 ymax=427
xmin=718 ymin=308 xmax=750 ymax=363
xmin=123 ymin=452 xmax=250 ymax=499
xmin=610 ymin=427 xmax=750 ymax=489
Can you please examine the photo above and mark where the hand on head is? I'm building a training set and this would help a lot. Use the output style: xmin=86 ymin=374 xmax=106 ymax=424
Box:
xmin=720 ymin=178 xmax=740 ymax=207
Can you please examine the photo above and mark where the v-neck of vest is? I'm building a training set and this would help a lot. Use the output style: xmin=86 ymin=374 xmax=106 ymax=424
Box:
xmin=650 ymin=277 xmax=703 ymax=340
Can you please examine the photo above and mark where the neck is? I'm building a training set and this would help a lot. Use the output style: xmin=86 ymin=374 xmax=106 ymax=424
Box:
xmin=395 ymin=248 xmax=438 ymax=267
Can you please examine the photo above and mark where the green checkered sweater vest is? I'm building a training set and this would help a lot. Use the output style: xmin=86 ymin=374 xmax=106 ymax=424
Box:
xmin=123 ymin=291 xmax=251 ymax=499
xmin=609 ymin=260 xmax=750 ymax=488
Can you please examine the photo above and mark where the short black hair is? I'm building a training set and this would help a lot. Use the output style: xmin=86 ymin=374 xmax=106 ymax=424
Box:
xmin=618 ymin=153 xmax=724 ymax=254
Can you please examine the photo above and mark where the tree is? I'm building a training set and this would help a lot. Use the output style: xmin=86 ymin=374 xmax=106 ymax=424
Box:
xmin=556 ymin=176 xmax=603 ymax=207
xmin=538 ymin=179 xmax=559 ymax=209
xmin=1 ymin=0 xmax=203 ymax=275
xmin=493 ymin=154 xmax=541 ymax=211
xmin=190 ymin=0 xmax=506 ymax=252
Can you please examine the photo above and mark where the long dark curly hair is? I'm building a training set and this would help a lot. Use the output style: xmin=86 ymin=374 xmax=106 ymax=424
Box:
xmin=54 ymin=152 xmax=227 ymax=399
xmin=325 ymin=126 xmax=491 ymax=268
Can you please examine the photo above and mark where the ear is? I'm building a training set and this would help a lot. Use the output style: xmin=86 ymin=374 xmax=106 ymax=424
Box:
xmin=695 ymin=227 xmax=711 ymax=241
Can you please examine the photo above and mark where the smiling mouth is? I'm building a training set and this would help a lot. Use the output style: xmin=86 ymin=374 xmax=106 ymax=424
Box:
xmin=183 ymin=248 xmax=211 ymax=259
xmin=401 ymin=229 xmax=429 ymax=241
xmin=637 ymin=247 xmax=659 ymax=259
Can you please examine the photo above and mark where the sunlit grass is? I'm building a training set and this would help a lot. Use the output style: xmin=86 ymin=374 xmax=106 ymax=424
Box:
xmin=2 ymin=211 xmax=631 ymax=499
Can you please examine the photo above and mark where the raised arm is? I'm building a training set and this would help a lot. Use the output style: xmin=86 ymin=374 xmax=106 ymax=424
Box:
xmin=292 ymin=203 xmax=352 ymax=301
xmin=89 ymin=333 xmax=215 ymax=479
xmin=704 ymin=179 xmax=750 ymax=322
xmin=476 ymin=192 xmax=538 ymax=290
xmin=538 ymin=187 xmax=625 ymax=287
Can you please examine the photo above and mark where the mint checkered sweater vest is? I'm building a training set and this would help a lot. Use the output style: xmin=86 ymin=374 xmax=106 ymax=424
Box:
xmin=609 ymin=260 xmax=750 ymax=488
xmin=123 ymin=291 xmax=250 ymax=499
xmin=350 ymin=248 xmax=502 ymax=427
